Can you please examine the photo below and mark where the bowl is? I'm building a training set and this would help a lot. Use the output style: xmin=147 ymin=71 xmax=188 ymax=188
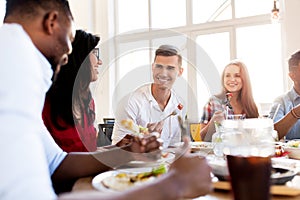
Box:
xmin=209 ymin=157 xmax=296 ymax=185
xmin=283 ymin=146 xmax=300 ymax=160
xmin=283 ymin=140 xmax=300 ymax=160
xmin=271 ymin=167 xmax=297 ymax=185
xmin=208 ymin=159 xmax=229 ymax=181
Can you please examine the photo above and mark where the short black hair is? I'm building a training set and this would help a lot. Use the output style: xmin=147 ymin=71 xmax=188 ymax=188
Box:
xmin=154 ymin=44 xmax=182 ymax=67
xmin=288 ymin=50 xmax=300 ymax=72
xmin=5 ymin=0 xmax=73 ymax=20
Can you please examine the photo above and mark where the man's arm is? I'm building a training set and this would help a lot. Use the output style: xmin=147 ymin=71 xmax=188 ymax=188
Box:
xmin=111 ymin=94 xmax=141 ymax=144
xmin=58 ymin=138 xmax=212 ymax=200
xmin=51 ymin=135 xmax=160 ymax=185
xmin=274 ymin=104 xmax=300 ymax=140
xmin=200 ymin=111 xmax=224 ymax=141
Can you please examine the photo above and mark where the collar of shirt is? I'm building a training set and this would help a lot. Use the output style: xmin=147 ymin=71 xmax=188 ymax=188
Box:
xmin=144 ymin=83 xmax=178 ymax=112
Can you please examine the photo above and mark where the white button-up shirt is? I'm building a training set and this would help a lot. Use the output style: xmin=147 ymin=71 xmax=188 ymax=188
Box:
xmin=0 ymin=24 xmax=66 ymax=200
xmin=112 ymin=83 xmax=185 ymax=146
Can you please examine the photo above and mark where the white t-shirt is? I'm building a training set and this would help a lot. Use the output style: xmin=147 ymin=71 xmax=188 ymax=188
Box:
xmin=112 ymin=83 xmax=185 ymax=146
xmin=0 ymin=24 xmax=66 ymax=199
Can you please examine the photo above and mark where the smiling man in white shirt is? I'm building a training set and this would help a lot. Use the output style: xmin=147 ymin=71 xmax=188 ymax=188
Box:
xmin=112 ymin=45 xmax=186 ymax=147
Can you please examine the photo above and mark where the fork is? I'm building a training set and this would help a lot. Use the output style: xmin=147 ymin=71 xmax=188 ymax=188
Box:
xmin=156 ymin=109 xmax=179 ymax=125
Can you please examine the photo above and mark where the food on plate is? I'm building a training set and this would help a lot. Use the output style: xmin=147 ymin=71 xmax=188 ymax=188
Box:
xmin=191 ymin=142 xmax=213 ymax=149
xmin=101 ymin=165 xmax=167 ymax=191
xmin=283 ymin=140 xmax=300 ymax=160
xmin=274 ymin=144 xmax=289 ymax=157
xmin=161 ymin=152 xmax=169 ymax=158
xmin=121 ymin=119 xmax=149 ymax=135
xmin=190 ymin=142 xmax=213 ymax=154
xmin=287 ymin=140 xmax=300 ymax=148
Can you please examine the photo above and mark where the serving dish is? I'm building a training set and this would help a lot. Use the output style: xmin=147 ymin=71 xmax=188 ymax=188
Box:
xmin=212 ymin=166 xmax=296 ymax=185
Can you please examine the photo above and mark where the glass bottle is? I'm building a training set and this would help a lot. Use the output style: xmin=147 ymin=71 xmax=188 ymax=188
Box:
xmin=212 ymin=121 xmax=224 ymax=157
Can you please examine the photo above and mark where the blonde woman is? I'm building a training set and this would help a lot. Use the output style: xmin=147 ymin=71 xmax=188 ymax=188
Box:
xmin=199 ymin=60 xmax=259 ymax=141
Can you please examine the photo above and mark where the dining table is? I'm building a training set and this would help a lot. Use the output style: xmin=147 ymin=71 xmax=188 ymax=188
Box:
xmin=71 ymin=175 xmax=300 ymax=200
xmin=71 ymin=145 xmax=300 ymax=200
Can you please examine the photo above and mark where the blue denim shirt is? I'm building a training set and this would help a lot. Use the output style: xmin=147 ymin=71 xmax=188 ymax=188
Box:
xmin=269 ymin=87 xmax=300 ymax=139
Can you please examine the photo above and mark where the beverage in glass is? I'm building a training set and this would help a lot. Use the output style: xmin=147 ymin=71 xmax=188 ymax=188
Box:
xmin=222 ymin=118 xmax=275 ymax=200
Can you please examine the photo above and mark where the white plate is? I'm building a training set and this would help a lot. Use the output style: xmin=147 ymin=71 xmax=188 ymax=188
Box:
xmin=190 ymin=142 xmax=213 ymax=152
xmin=175 ymin=141 xmax=213 ymax=153
xmin=92 ymin=167 xmax=153 ymax=192
xmin=125 ymin=153 xmax=175 ymax=167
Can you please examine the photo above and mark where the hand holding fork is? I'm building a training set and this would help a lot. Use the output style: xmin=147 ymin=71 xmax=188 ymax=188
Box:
xmin=147 ymin=103 xmax=184 ymax=133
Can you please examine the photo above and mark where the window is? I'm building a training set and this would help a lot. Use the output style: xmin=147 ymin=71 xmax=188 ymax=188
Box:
xmin=236 ymin=23 xmax=283 ymax=103
xmin=193 ymin=0 xmax=231 ymax=24
xmin=117 ymin=0 xmax=149 ymax=34
xmin=151 ymin=0 xmax=186 ymax=29
xmin=101 ymin=0 xmax=283 ymax=120
xmin=235 ymin=0 xmax=274 ymax=18
xmin=118 ymin=41 xmax=150 ymax=80
xmin=196 ymin=31 xmax=230 ymax=74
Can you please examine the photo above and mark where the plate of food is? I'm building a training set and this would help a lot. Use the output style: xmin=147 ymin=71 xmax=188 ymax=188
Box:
xmin=190 ymin=142 xmax=213 ymax=153
xmin=174 ymin=141 xmax=213 ymax=153
xmin=125 ymin=152 xmax=175 ymax=167
xmin=92 ymin=165 xmax=167 ymax=192
xmin=283 ymin=140 xmax=300 ymax=160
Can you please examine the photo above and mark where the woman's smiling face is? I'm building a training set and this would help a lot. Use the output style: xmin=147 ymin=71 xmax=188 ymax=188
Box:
xmin=223 ymin=64 xmax=243 ymax=93
xmin=89 ymin=52 xmax=102 ymax=82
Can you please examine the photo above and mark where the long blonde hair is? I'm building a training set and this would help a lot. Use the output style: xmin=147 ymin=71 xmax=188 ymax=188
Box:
xmin=220 ymin=60 xmax=259 ymax=118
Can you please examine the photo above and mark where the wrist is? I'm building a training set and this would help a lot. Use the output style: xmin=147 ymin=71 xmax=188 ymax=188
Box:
xmin=161 ymin=170 xmax=183 ymax=199
xmin=291 ymin=108 xmax=300 ymax=119
xmin=120 ymin=144 xmax=135 ymax=161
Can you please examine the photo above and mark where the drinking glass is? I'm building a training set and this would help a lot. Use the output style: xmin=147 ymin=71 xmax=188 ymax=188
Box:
xmin=226 ymin=114 xmax=246 ymax=120
xmin=222 ymin=118 xmax=275 ymax=200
